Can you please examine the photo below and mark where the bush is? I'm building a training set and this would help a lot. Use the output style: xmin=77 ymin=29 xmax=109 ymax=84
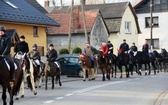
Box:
xmin=59 ymin=48 xmax=69 ymax=54
xmin=72 ymin=47 xmax=82 ymax=54
xmin=92 ymin=48 xmax=98 ymax=55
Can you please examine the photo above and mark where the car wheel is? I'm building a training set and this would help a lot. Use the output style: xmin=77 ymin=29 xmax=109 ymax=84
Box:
xmin=78 ymin=69 xmax=83 ymax=77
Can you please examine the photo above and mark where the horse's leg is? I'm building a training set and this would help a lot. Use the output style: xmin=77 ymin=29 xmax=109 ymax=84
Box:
xmin=151 ymin=61 xmax=157 ymax=75
xmin=2 ymin=86 xmax=7 ymax=105
xmin=30 ymin=73 xmax=37 ymax=95
xmin=148 ymin=63 xmax=151 ymax=75
xmin=118 ymin=66 xmax=123 ymax=78
xmin=51 ymin=76 xmax=54 ymax=89
xmin=45 ymin=75 xmax=48 ymax=90
xmin=38 ymin=75 xmax=43 ymax=88
xmin=57 ymin=74 xmax=62 ymax=86
xmin=8 ymin=87 xmax=14 ymax=105
xmin=114 ymin=64 xmax=117 ymax=78
xmin=129 ymin=64 xmax=133 ymax=76
xmin=126 ymin=65 xmax=129 ymax=78
xmin=20 ymin=80 xmax=24 ymax=98
xmin=102 ymin=70 xmax=105 ymax=81
xmin=83 ymin=68 xmax=86 ymax=81
xmin=144 ymin=64 xmax=148 ymax=75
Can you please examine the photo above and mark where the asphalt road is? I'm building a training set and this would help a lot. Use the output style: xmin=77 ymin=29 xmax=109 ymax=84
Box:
xmin=1 ymin=71 xmax=168 ymax=105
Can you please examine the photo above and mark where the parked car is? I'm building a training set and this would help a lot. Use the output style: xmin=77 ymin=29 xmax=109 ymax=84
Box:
xmin=56 ymin=54 xmax=83 ymax=77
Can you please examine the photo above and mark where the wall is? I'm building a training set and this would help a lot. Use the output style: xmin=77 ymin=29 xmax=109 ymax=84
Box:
xmin=0 ymin=22 xmax=47 ymax=55
xmin=137 ymin=12 xmax=168 ymax=52
xmin=47 ymin=34 xmax=86 ymax=54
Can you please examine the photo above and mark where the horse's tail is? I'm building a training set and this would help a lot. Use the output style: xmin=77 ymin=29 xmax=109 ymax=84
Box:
xmin=14 ymin=70 xmax=24 ymax=95
xmin=27 ymin=76 xmax=33 ymax=91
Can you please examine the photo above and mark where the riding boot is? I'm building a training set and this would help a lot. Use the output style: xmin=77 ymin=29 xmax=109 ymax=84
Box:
xmin=7 ymin=55 xmax=15 ymax=82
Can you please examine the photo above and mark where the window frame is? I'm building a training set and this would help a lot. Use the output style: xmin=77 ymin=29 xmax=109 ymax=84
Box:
xmin=33 ymin=26 xmax=38 ymax=37
xmin=146 ymin=38 xmax=159 ymax=49
xmin=125 ymin=21 xmax=131 ymax=34
xmin=145 ymin=16 xmax=159 ymax=28
xmin=3 ymin=0 xmax=18 ymax=9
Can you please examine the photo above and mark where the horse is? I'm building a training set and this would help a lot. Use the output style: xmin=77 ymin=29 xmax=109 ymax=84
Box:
xmin=136 ymin=51 xmax=157 ymax=75
xmin=117 ymin=49 xmax=130 ymax=78
xmin=128 ymin=50 xmax=138 ymax=75
xmin=161 ymin=48 xmax=168 ymax=71
xmin=97 ymin=50 xmax=113 ymax=81
xmin=0 ymin=55 xmax=23 ymax=105
xmin=14 ymin=52 xmax=37 ymax=100
xmin=78 ymin=53 xmax=97 ymax=81
xmin=153 ymin=50 xmax=164 ymax=72
xmin=44 ymin=61 xmax=62 ymax=90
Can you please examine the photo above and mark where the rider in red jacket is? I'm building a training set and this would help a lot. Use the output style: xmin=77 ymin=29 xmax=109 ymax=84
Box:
xmin=101 ymin=42 xmax=108 ymax=57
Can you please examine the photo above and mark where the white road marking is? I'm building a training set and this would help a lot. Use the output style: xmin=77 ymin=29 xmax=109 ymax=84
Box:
xmin=43 ymin=100 xmax=54 ymax=104
xmin=65 ymin=94 xmax=73 ymax=96
xmin=55 ymin=97 xmax=64 ymax=100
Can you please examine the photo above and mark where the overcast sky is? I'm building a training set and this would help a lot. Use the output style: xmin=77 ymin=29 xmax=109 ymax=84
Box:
xmin=37 ymin=0 xmax=138 ymax=7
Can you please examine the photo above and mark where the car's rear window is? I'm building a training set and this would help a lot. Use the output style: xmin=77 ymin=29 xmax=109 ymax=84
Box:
xmin=69 ymin=57 xmax=78 ymax=63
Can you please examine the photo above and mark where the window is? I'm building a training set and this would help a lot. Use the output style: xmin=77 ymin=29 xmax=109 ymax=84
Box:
xmin=3 ymin=0 xmax=18 ymax=8
xmin=145 ymin=17 xmax=159 ymax=28
xmin=154 ymin=0 xmax=160 ymax=5
xmin=69 ymin=57 xmax=78 ymax=63
xmin=33 ymin=26 xmax=38 ymax=37
xmin=146 ymin=38 xmax=159 ymax=49
xmin=125 ymin=21 xmax=131 ymax=33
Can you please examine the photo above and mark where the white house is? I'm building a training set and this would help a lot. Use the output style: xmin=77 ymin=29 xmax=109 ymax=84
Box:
xmin=134 ymin=0 xmax=168 ymax=52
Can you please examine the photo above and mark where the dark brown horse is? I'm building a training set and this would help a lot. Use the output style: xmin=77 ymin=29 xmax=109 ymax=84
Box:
xmin=0 ymin=56 xmax=23 ymax=105
xmin=44 ymin=61 xmax=62 ymax=90
xmin=78 ymin=53 xmax=97 ymax=81
xmin=97 ymin=50 xmax=113 ymax=81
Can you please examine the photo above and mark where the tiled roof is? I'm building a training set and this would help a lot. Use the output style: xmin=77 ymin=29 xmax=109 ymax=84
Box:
xmin=0 ymin=0 xmax=60 ymax=26
xmin=25 ymin=0 xmax=48 ymax=14
xmin=47 ymin=10 xmax=98 ymax=35
xmin=51 ymin=2 xmax=128 ymax=19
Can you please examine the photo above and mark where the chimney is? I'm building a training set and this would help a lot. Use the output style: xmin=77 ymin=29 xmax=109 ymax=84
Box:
xmin=72 ymin=6 xmax=80 ymax=30
xmin=44 ymin=0 xmax=50 ymax=7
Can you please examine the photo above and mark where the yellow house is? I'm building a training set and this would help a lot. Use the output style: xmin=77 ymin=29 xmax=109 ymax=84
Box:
xmin=0 ymin=0 xmax=60 ymax=56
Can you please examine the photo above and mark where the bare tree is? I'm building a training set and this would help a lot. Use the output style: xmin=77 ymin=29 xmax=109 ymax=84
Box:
xmin=68 ymin=0 xmax=74 ymax=53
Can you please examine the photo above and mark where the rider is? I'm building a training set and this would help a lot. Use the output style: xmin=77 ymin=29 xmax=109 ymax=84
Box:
xmin=101 ymin=42 xmax=109 ymax=63
xmin=119 ymin=39 xmax=129 ymax=53
xmin=28 ymin=44 xmax=41 ymax=72
xmin=83 ymin=42 xmax=94 ymax=68
xmin=107 ymin=40 xmax=113 ymax=55
xmin=0 ymin=26 xmax=15 ymax=83
xmin=46 ymin=44 xmax=58 ymax=70
xmin=129 ymin=42 xmax=138 ymax=56
xmin=14 ymin=35 xmax=30 ymax=73
xmin=142 ymin=39 xmax=149 ymax=57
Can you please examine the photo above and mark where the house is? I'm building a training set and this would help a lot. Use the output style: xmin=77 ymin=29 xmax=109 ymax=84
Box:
xmin=0 ymin=0 xmax=60 ymax=55
xmin=134 ymin=0 xmax=168 ymax=52
xmin=47 ymin=7 xmax=109 ymax=53
xmin=47 ymin=2 xmax=141 ymax=54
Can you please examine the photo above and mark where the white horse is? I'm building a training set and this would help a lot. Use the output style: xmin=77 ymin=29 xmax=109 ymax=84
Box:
xmin=14 ymin=52 xmax=37 ymax=100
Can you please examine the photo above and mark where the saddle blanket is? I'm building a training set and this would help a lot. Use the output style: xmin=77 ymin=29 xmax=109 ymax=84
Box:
xmin=34 ymin=59 xmax=40 ymax=65
xmin=4 ymin=59 xmax=17 ymax=70
xmin=54 ymin=61 xmax=60 ymax=68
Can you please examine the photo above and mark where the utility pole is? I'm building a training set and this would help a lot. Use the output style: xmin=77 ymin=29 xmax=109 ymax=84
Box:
xmin=68 ymin=0 xmax=74 ymax=53
xmin=80 ymin=0 xmax=88 ymax=43
xmin=150 ymin=0 xmax=153 ymax=52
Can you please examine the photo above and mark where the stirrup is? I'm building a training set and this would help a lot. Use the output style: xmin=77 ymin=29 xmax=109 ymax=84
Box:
xmin=10 ymin=82 xmax=14 ymax=87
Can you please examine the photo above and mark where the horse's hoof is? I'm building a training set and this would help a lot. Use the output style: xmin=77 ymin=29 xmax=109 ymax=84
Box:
xmin=59 ymin=83 xmax=62 ymax=86
xmin=83 ymin=79 xmax=86 ymax=81
xmin=120 ymin=76 xmax=122 ymax=78
xmin=39 ymin=86 xmax=41 ymax=88
xmin=34 ymin=92 xmax=37 ymax=95
xmin=91 ymin=78 xmax=95 ymax=80
xmin=21 ymin=95 xmax=24 ymax=98
xmin=15 ymin=97 xmax=19 ymax=100
xmin=114 ymin=75 xmax=116 ymax=78
xmin=35 ymin=86 xmax=37 ymax=88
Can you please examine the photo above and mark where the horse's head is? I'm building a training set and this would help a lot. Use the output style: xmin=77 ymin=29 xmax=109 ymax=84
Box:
xmin=78 ymin=54 xmax=86 ymax=64
xmin=97 ymin=49 xmax=103 ymax=58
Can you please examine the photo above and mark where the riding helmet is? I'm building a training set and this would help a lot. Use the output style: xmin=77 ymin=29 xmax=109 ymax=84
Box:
xmin=49 ymin=44 xmax=54 ymax=47
xmin=20 ymin=35 xmax=25 ymax=39
xmin=0 ymin=26 xmax=6 ymax=32
xmin=33 ymin=44 xmax=37 ymax=48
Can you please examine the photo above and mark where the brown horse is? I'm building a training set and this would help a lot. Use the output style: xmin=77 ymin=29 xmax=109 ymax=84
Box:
xmin=97 ymin=50 xmax=113 ymax=81
xmin=44 ymin=61 xmax=62 ymax=90
xmin=0 ymin=56 xmax=23 ymax=105
xmin=78 ymin=53 xmax=97 ymax=81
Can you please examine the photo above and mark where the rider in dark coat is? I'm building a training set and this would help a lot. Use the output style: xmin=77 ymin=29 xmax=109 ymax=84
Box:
xmin=46 ymin=44 xmax=58 ymax=69
xmin=119 ymin=39 xmax=129 ymax=53
xmin=14 ymin=35 xmax=30 ymax=73
xmin=0 ymin=26 xmax=15 ymax=82
xmin=107 ymin=40 xmax=113 ymax=55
